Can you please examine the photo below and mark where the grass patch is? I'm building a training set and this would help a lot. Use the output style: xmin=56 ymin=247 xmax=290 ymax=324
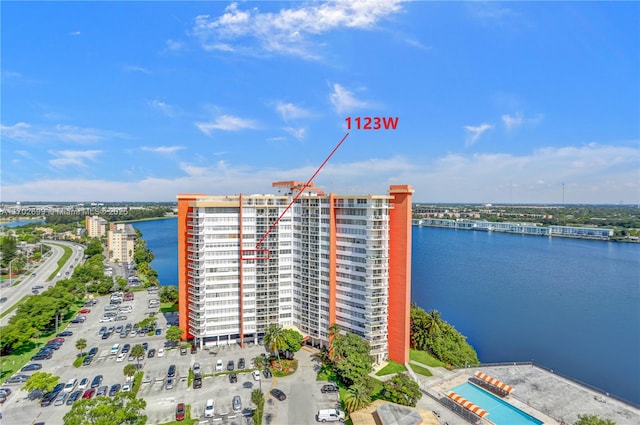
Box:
xmin=73 ymin=354 xmax=88 ymax=368
xmin=375 ymin=361 xmax=407 ymax=376
xmin=188 ymin=368 xmax=193 ymax=387
xmin=160 ymin=302 xmax=178 ymax=313
xmin=47 ymin=243 xmax=73 ymax=281
xmin=408 ymin=362 xmax=433 ymax=377
xmin=131 ymin=371 xmax=144 ymax=396
xmin=316 ymin=364 xmax=337 ymax=381
xmin=0 ymin=294 xmax=31 ymax=319
xmin=410 ymin=348 xmax=446 ymax=367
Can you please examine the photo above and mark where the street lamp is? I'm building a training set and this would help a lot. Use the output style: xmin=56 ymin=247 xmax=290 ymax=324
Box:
xmin=8 ymin=258 xmax=18 ymax=286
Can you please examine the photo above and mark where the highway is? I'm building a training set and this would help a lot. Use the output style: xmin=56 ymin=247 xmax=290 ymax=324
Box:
xmin=0 ymin=240 xmax=85 ymax=326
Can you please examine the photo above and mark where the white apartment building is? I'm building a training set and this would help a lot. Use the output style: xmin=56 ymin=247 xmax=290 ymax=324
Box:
xmin=85 ymin=215 xmax=108 ymax=238
xmin=107 ymin=222 xmax=137 ymax=263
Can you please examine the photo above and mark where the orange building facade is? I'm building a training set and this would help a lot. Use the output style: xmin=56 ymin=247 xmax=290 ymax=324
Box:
xmin=177 ymin=183 xmax=413 ymax=364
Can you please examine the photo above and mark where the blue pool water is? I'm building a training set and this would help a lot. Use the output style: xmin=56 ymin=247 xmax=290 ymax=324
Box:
xmin=451 ymin=383 xmax=543 ymax=425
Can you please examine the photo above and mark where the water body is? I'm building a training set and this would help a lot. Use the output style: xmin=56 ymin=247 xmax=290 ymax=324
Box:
xmin=134 ymin=218 xmax=640 ymax=405
xmin=0 ymin=219 xmax=45 ymax=228
xmin=412 ymin=226 xmax=640 ymax=405
xmin=133 ymin=219 xmax=179 ymax=286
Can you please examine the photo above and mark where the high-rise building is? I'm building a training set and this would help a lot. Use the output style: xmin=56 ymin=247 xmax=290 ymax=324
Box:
xmin=177 ymin=182 xmax=413 ymax=364
xmin=107 ymin=222 xmax=137 ymax=263
xmin=85 ymin=215 xmax=108 ymax=238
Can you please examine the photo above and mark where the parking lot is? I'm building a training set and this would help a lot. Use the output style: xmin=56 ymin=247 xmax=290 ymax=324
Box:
xmin=0 ymin=288 xmax=341 ymax=425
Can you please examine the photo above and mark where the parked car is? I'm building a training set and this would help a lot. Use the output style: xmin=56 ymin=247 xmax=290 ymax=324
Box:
xmin=193 ymin=375 xmax=202 ymax=389
xmin=180 ymin=346 xmax=187 ymax=355
xmin=148 ymin=348 xmax=156 ymax=358
xmin=155 ymin=328 xmax=162 ymax=335
xmin=192 ymin=362 xmax=201 ymax=375
xmin=6 ymin=374 xmax=30 ymax=384
xmin=21 ymin=363 xmax=42 ymax=372
xmin=227 ymin=360 xmax=234 ymax=371
xmin=82 ymin=388 xmax=95 ymax=399
xmin=238 ymin=358 xmax=246 ymax=369
xmin=204 ymin=399 xmax=215 ymax=418
xmin=109 ymin=384 xmax=121 ymax=396
xmin=54 ymin=391 xmax=68 ymax=406
xmin=157 ymin=348 xmax=164 ymax=357
xmin=96 ymin=385 xmax=108 ymax=397
xmin=165 ymin=378 xmax=175 ymax=390
xmin=27 ymin=389 xmax=44 ymax=400
xmin=263 ymin=368 xmax=273 ymax=379
xmin=270 ymin=388 xmax=287 ymax=401
xmin=175 ymin=402 xmax=186 ymax=421
xmin=316 ymin=408 xmax=346 ymax=422
xmin=88 ymin=347 xmax=98 ymax=356
xmin=66 ymin=390 xmax=82 ymax=405
xmin=82 ymin=355 xmax=94 ymax=366
xmin=40 ymin=391 xmax=58 ymax=407
xmin=216 ymin=359 xmax=223 ymax=371
xmin=167 ymin=364 xmax=176 ymax=377
xmin=229 ymin=373 xmax=238 ymax=383
xmin=79 ymin=308 xmax=91 ymax=314
xmin=232 ymin=395 xmax=242 ymax=412
xmin=78 ymin=377 xmax=90 ymax=390
xmin=321 ymin=383 xmax=339 ymax=393
xmin=63 ymin=378 xmax=78 ymax=392
xmin=121 ymin=383 xmax=131 ymax=392
xmin=56 ymin=331 xmax=73 ymax=337
xmin=252 ymin=370 xmax=261 ymax=381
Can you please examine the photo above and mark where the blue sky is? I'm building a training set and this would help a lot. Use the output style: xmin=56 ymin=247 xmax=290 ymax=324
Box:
xmin=2 ymin=1 xmax=638 ymax=204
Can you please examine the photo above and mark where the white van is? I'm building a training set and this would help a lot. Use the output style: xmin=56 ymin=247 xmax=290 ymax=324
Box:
xmin=110 ymin=344 xmax=120 ymax=355
xmin=316 ymin=409 xmax=346 ymax=423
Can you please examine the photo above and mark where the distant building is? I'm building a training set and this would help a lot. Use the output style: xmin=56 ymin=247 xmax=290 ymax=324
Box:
xmin=177 ymin=182 xmax=414 ymax=364
xmin=107 ymin=223 xmax=137 ymax=263
xmin=85 ymin=215 xmax=108 ymax=238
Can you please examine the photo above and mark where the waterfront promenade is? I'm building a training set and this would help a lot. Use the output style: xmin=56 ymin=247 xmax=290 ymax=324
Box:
xmin=409 ymin=362 xmax=640 ymax=425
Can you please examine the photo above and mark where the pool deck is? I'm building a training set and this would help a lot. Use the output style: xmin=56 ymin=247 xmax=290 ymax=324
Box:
xmin=415 ymin=364 xmax=640 ymax=425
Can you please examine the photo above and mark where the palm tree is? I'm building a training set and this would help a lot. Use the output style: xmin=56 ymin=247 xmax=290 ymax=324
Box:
xmin=327 ymin=323 xmax=341 ymax=361
xmin=252 ymin=355 xmax=265 ymax=370
xmin=130 ymin=344 xmax=145 ymax=367
xmin=263 ymin=323 xmax=287 ymax=369
xmin=426 ymin=310 xmax=442 ymax=335
xmin=123 ymin=364 xmax=137 ymax=382
xmin=75 ymin=338 xmax=87 ymax=356
xmin=344 ymin=383 xmax=371 ymax=413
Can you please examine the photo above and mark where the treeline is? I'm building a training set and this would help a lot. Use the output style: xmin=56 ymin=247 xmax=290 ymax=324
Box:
xmin=410 ymin=304 xmax=479 ymax=367
xmin=45 ymin=207 xmax=172 ymax=225
xmin=1 ymin=243 xmax=118 ymax=352
xmin=133 ymin=229 xmax=158 ymax=287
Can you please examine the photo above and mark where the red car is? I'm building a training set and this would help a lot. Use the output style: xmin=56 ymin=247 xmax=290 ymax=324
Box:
xmin=175 ymin=402 xmax=185 ymax=421
xmin=82 ymin=388 xmax=95 ymax=399
xmin=48 ymin=338 xmax=64 ymax=344
xmin=79 ymin=309 xmax=91 ymax=314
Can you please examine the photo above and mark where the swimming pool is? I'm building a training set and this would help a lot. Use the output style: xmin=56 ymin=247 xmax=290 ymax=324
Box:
xmin=450 ymin=382 xmax=543 ymax=425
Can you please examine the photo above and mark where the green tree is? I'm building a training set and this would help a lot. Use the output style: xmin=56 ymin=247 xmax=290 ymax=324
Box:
xmin=84 ymin=238 xmax=103 ymax=257
xmin=123 ymin=364 xmax=138 ymax=381
xmin=130 ymin=344 xmax=145 ymax=367
xmin=63 ymin=392 xmax=147 ymax=425
xmin=166 ymin=325 xmax=184 ymax=345
xmin=24 ymin=372 xmax=59 ymax=393
xmin=0 ymin=236 xmax=18 ymax=267
xmin=75 ymin=338 xmax=87 ymax=356
xmin=574 ymin=415 xmax=616 ymax=425
xmin=330 ymin=332 xmax=374 ymax=386
xmin=160 ymin=286 xmax=178 ymax=304
xmin=0 ymin=318 xmax=36 ymax=350
xmin=381 ymin=373 xmax=422 ymax=406
xmin=251 ymin=389 xmax=265 ymax=425
xmin=282 ymin=328 xmax=303 ymax=353
xmin=263 ymin=323 xmax=287 ymax=368
xmin=252 ymin=355 xmax=266 ymax=370
xmin=344 ymin=382 xmax=372 ymax=413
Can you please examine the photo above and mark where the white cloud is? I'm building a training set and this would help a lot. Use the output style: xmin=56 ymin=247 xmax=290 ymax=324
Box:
xmin=502 ymin=112 xmax=543 ymax=130
xmin=192 ymin=1 xmax=405 ymax=59
xmin=464 ymin=123 xmax=493 ymax=146
xmin=284 ymin=127 xmax=306 ymax=141
xmin=48 ymin=150 xmax=102 ymax=168
xmin=165 ymin=39 xmax=183 ymax=51
xmin=122 ymin=65 xmax=151 ymax=74
xmin=69 ymin=31 xmax=81 ymax=36
xmin=2 ymin=143 xmax=637 ymax=204
xmin=148 ymin=99 xmax=175 ymax=117
xmin=141 ymin=146 xmax=184 ymax=155
xmin=1 ymin=122 xmax=37 ymax=141
xmin=275 ymin=102 xmax=312 ymax=121
xmin=195 ymin=114 xmax=258 ymax=135
xmin=329 ymin=83 xmax=372 ymax=114
xmin=502 ymin=112 xmax=524 ymax=130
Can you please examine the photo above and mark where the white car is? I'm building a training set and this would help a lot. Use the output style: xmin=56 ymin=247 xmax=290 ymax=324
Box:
xmin=63 ymin=378 xmax=77 ymax=392
xmin=192 ymin=362 xmax=201 ymax=375
xmin=216 ymin=360 xmax=223 ymax=372
xmin=78 ymin=377 xmax=90 ymax=390
xmin=204 ymin=399 xmax=215 ymax=418
xmin=121 ymin=383 xmax=131 ymax=392
xmin=157 ymin=348 xmax=165 ymax=358
xmin=252 ymin=370 xmax=261 ymax=381
xmin=100 ymin=316 xmax=113 ymax=323
xmin=116 ymin=352 xmax=126 ymax=362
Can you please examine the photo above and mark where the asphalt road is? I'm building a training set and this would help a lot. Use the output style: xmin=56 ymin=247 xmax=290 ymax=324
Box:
xmin=0 ymin=241 xmax=85 ymax=326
